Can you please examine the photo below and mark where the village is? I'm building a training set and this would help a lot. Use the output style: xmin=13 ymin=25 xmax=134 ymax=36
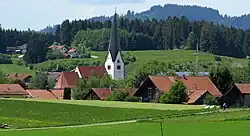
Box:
xmin=1 ymin=13 xmax=249 ymax=108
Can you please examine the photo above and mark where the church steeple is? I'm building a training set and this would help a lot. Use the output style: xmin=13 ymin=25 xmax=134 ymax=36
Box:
xmin=108 ymin=12 xmax=120 ymax=62
xmin=104 ymin=12 xmax=125 ymax=80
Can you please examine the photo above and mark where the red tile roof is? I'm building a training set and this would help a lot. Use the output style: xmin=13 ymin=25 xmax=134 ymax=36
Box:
xmin=8 ymin=73 xmax=32 ymax=81
xmin=91 ymin=88 xmax=112 ymax=100
xmin=149 ymin=76 xmax=173 ymax=92
xmin=27 ymin=90 xmax=58 ymax=99
xmin=76 ymin=66 xmax=106 ymax=78
xmin=68 ymin=48 xmax=77 ymax=53
xmin=54 ymin=72 xmax=79 ymax=89
xmin=0 ymin=84 xmax=28 ymax=95
xmin=145 ymin=76 xmax=222 ymax=97
xmin=187 ymin=89 xmax=208 ymax=104
xmin=51 ymin=90 xmax=64 ymax=99
xmin=235 ymin=84 xmax=250 ymax=94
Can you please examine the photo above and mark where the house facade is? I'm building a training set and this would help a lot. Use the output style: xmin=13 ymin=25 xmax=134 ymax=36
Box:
xmin=134 ymin=76 xmax=222 ymax=104
xmin=67 ymin=48 xmax=78 ymax=58
xmin=222 ymin=84 xmax=250 ymax=107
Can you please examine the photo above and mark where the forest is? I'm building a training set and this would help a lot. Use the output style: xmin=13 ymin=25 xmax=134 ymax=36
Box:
xmin=0 ymin=15 xmax=250 ymax=64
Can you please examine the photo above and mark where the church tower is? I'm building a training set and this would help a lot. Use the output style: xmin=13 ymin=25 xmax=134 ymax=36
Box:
xmin=105 ymin=12 xmax=125 ymax=80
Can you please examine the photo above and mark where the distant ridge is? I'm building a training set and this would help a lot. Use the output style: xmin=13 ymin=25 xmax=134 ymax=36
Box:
xmin=41 ymin=4 xmax=250 ymax=33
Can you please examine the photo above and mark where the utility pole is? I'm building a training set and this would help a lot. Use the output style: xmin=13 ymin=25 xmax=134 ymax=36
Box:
xmin=160 ymin=122 xmax=164 ymax=136
xmin=195 ymin=42 xmax=199 ymax=75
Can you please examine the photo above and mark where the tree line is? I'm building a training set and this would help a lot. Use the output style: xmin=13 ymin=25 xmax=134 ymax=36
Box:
xmin=58 ymin=16 xmax=250 ymax=58
xmin=1 ymin=15 xmax=250 ymax=65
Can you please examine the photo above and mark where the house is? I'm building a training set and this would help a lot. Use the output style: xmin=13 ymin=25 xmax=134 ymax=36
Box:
xmin=48 ymin=45 xmax=68 ymax=53
xmin=0 ymin=84 xmax=29 ymax=98
xmin=134 ymin=76 xmax=222 ymax=104
xmin=54 ymin=72 xmax=79 ymax=89
xmin=67 ymin=48 xmax=78 ymax=58
xmin=46 ymin=72 xmax=62 ymax=81
xmin=83 ymin=88 xmax=136 ymax=100
xmin=221 ymin=84 xmax=250 ymax=107
xmin=83 ymin=88 xmax=112 ymax=100
xmin=7 ymin=73 xmax=32 ymax=84
xmin=27 ymin=89 xmax=64 ymax=100
xmin=75 ymin=66 xmax=107 ymax=79
xmin=6 ymin=44 xmax=27 ymax=54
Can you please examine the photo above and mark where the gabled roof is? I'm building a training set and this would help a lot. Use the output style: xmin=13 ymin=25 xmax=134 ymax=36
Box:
xmin=54 ymin=72 xmax=79 ymax=89
xmin=0 ymin=84 xmax=28 ymax=95
xmin=27 ymin=90 xmax=58 ymax=99
xmin=76 ymin=66 xmax=106 ymax=78
xmin=187 ymin=89 xmax=209 ymax=104
xmin=68 ymin=48 xmax=77 ymax=53
xmin=235 ymin=84 xmax=250 ymax=94
xmin=91 ymin=88 xmax=112 ymax=100
xmin=139 ymin=76 xmax=222 ymax=97
xmin=8 ymin=73 xmax=32 ymax=81
xmin=108 ymin=13 xmax=121 ymax=62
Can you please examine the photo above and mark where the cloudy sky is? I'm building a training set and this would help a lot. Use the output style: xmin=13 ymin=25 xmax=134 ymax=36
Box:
xmin=0 ymin=0 xmax=249 ymax=30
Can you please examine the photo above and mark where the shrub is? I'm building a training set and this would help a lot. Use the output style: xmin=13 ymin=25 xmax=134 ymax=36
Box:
xmin=125 ymin=96 xmax=140 ymax=102
xmin=215 ymin=56 xmax=222 ymax=61
xmin=64 ymin=88 xmax=71 ymax=100
xmin=204 ymin=94 xmax=218 ymax=105
xmin=160 ymin=81 xmax=187 ymax=104
xmin=0 ymin=54 xmax=12 ymax=64
xmin=107 ymin=91 xmax=128 ymax=101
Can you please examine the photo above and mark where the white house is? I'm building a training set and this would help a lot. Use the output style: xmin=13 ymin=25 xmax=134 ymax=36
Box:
xmin=104 ymin=13 xmax=125 ymax=80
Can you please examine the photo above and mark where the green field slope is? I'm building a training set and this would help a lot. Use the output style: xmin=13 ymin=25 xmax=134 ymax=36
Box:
xmin=0 ymin=64 xmax=33 ymax=75
xmin=0 ymin=99 xmax=204 ymax=129
xmin=19 ymin=99 xmax=204 ymax=110
xmin=2 ymin=109 xmax=250 ymax=136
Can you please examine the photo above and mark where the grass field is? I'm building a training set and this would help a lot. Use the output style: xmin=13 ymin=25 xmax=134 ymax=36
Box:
xmin=0 ymin=64 xmax=33 ymax=74
xmin=32 ymin=50 xmax=249 ymax=74
xmin=16 ymin=99 xmax=204 ymax=110
xmin=0 ymin=99 xmax=206 ymax=129
xmin=92 ymin=50 xmax=249 ymax=72
xmin=2 ymin=121 xmax=250 ymax=136
xmin=1 ymin=109 xmax=250 ymax=136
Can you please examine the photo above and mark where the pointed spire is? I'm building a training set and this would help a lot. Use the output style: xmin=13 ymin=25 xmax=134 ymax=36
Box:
xmin=108 ymin=12 xmax=120 ymax=62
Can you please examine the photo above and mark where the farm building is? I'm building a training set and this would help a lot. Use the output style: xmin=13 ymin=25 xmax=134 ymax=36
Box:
xmin=222 ymin=84 xmax=250 ymax=107
xmin=83 ymin=88 xmax=136 ymax=100
xmin=54 ymin=72 xmax=79 ymax=89
xmin=7 ymin=73 xmax=32 ymax=84
xmin=134 ymin=76 xmax=222 ymax=104
xmin=0 ymin=84 xmax=29 ymax=98
xmin=27 ymin=89 xmax=64 ymax=100
xmin=74 ymin=66 xmax=107 ymax=79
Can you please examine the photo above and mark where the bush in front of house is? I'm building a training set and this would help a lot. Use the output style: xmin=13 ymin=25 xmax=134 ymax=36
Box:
xmin=204 ymin=94 xmax=218 ymax=105
xmin=160 ymin=81 xmax=187 ymax=104
xmin=125 ymin=96 xmax=140 ymax=102
xmin=107 ymin=91 xmax=128 ymax=101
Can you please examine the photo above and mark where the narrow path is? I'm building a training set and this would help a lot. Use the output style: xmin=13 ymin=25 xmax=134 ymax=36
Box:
xmin=0 ymin=120 xmax=137 ymax=132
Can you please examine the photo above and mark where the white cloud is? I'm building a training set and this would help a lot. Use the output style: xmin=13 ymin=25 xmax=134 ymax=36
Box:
xmin=0 ymin=0 xmax=249 ymax=30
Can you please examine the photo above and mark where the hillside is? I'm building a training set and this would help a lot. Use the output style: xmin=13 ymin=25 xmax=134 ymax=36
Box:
xmin=35 ymin=50 xmax=249 ymax=73
xmin=41 ymin=4 xmax=250 ymax=33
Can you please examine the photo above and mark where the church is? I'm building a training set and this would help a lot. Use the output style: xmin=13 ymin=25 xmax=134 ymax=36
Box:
xmin=104 ymin=13 xmax=125 ymax=80
xmin=55 ymin=12 xmax=125 ymax=90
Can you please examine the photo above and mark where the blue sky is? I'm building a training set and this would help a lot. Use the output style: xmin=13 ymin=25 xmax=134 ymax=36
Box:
xmin=0 ymin=0 xmax=249 ymax=30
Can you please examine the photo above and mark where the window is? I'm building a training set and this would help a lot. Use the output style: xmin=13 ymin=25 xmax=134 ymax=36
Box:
xmin=117 ymin=60 xmax=120 ymax=63
xmin=117 ymin=65 xmax=121 ymax=70
xmin=107 ymin=65 xmax=111 ymax=70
